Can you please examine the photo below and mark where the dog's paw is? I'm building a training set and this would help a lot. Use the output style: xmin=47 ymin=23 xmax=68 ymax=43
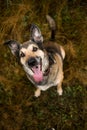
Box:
xmin=57 ymin=89 xmax=63 ymax=96
xmin=34 ymin=89 xmax=41 ymax=97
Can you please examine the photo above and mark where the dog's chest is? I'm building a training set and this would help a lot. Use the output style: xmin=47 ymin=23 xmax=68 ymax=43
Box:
xmin=37 ymin=77 xmax=58 ymax=91
xmin=37 ymin=67 xmax=59 ymax=90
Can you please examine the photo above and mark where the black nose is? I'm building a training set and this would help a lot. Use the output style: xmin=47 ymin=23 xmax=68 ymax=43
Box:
xmin=28 ymin=57 xmax=37 ymax=67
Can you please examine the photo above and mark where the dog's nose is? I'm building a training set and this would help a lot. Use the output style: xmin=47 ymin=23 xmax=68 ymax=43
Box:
xmin=28 ymin=58 xmax=37 ymax=67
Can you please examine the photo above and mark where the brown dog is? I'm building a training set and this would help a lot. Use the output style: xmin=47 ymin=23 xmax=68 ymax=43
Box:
xmin=4 ymin=15 xmax=65 ymax=97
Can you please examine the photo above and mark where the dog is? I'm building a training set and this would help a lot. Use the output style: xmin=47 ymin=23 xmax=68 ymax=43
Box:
xmin=4 ymin=15 xmax=65 ymax=97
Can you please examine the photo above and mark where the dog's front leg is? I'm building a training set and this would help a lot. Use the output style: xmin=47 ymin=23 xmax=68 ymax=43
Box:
xmin=34 ymin=88 xmax=41 ymax=97
xmin=57 ymin=81 xmax=63 ymax=96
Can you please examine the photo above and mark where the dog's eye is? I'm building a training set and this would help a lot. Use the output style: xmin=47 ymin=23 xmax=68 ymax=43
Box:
xmin=33 ymin=47 xmax=38 ymax=52
xmin=20 ymin=52 xmax=25 ymax=57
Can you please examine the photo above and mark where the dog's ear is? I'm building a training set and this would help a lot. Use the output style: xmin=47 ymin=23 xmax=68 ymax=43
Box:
xmin=30 ymin=24 xmax=43 ymax=44
xmin=4 ymin=40 xmax=20 ymax=57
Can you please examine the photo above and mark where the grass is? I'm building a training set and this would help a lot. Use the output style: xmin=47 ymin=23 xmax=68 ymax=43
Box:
xmin=0 ymin=0 xmax=87 ymax=130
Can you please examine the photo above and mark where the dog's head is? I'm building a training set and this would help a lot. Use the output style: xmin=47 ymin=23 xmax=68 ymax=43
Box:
xmin=4 ymin=24 xmax=49 ymax=83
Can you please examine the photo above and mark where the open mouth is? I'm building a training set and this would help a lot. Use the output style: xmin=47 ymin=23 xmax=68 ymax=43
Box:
xmin=28 ymin=58 xmax=43 ymax=83
xmin=28 ymin=57 xmax=50 ymax=83
xmin=32 ymin=64 xmax=43 ymax=83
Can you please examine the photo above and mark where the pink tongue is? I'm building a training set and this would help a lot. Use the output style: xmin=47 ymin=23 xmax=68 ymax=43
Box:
xmin=32 ymin=65 xmax=43 ymax=83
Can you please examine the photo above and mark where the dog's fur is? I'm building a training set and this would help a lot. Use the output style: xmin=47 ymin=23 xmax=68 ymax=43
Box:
xmin=4 ymin=15 xmax=65 ymax=97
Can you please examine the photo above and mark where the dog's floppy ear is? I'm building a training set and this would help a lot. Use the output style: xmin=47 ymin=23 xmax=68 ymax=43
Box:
xmin=4 ymin=40 xmax=20 ymax=57
xmin=30 ymin=24 xmax=43 ymax=44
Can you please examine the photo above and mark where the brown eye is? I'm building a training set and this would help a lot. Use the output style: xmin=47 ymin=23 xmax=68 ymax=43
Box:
xmin=33 ymin=46 xmax=38 ymax=52
xmin=20 ymin=52 xmax=25 ymax=57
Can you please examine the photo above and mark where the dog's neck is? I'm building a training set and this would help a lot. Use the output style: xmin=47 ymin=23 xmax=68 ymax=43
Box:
xmin=43 ymin=53 xmax=55 ymax=76
xmin=48 ymin=52 xmax=55 ymax=65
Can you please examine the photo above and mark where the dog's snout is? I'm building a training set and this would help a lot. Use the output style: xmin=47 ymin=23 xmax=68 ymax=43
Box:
xmin=28 ymin=57 xmax=37 ymax=67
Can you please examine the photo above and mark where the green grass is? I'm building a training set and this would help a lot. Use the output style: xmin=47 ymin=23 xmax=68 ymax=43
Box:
xmin=0 ymin=80 xmax=86 ymax=129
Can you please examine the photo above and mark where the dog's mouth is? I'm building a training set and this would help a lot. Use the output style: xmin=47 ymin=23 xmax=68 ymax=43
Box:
xmin=28 ymin=57 xmax=43 ymax=83
xmin=28 ymin=57 xmax=50 ymax=83
xmin=32 ymin=64 xmax=43 ymax=83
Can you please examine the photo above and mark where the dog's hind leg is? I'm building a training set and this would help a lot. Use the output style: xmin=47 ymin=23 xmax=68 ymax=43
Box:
xmin=57 ymin=81 xmax=63 ymax=96
xmin=34 ymin=88 xmax=41 ymax=97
